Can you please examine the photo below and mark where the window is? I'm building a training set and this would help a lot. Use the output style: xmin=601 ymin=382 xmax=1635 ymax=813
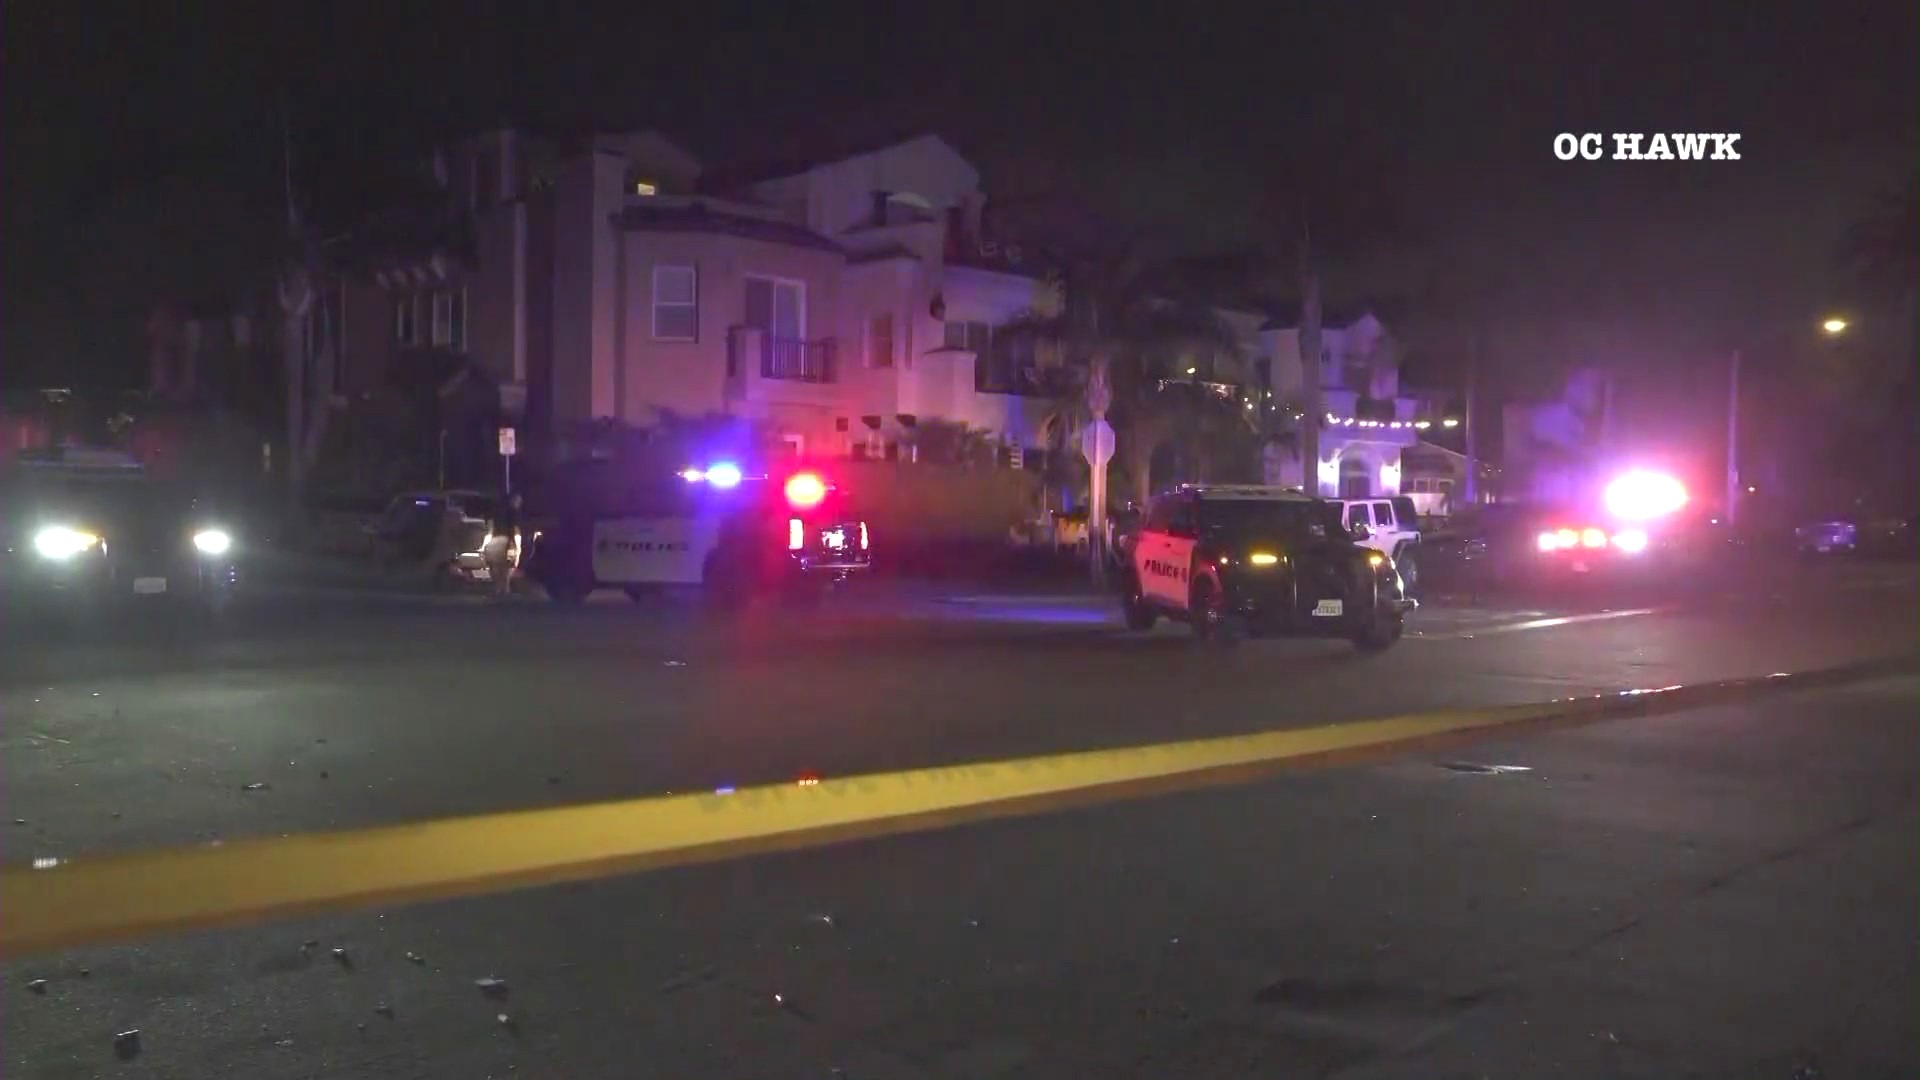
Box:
xmin=430 ymin=288 xmax=466 ymax=350
xmin=943 ymin=320 xmax=990 ymax=352
xmin=743 ymin=276 xmax=804 ymax=340
xmin=633 ymin=179 xmax=658 ymax=197
xmin=474 ymin=145 xmax=501 ymax=209
xmin=1166 ymin=501 xmax=1197 ymax=539
xmin=982 ymin=331 xmax=1035 ymax=390
xmin=1346 ymin=503 xmax=1373 ymax=530
xmin=867 ymin=312 xmax=894 ymax=368
xmin=450 ymin=289 xmax=467 ymax=351
xmin=653 ymin=265 xmax=698 ymax=341
xmin=395 ymin=295 xmax=417 ymax=345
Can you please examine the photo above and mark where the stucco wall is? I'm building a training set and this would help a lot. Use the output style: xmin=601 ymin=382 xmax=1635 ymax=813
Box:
xmin=613 ymin=229 xmax=842 ymax=424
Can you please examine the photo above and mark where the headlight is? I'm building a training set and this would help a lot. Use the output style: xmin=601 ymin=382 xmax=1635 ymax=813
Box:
xmin=1248 ymin=552 xmax=1280 ymax=566
xmin=192 ymin=529 xmax=233 ymax=555
xmin=1367 ymin=551 xmax=1387 ymax=568
xmin=34 ymin=526 xmax=100 ymax=559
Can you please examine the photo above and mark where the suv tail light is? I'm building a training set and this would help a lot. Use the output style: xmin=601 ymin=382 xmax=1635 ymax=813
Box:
xmin=788 ymin=518 xmax=804 ymax=551
xmin=859 ymin=522 xmax=869 ymax=550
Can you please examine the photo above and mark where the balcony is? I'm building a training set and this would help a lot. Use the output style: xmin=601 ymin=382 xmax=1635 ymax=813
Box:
xmin=729 ymin=328 xmax=835 ymax=383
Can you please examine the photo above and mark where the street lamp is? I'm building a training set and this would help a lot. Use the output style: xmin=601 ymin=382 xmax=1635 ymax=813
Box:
xmin=1822 ymin=317 xmax=1849 ymax=336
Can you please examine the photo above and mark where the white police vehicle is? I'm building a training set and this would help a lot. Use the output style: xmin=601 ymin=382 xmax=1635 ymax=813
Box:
xmin=1119 ymin=484 xmax=1413 ymax=650
xmin=522 ymin=459 xmax=871 ymax=607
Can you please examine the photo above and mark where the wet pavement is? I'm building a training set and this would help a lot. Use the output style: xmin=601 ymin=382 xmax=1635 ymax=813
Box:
xmin=2 ymin=563 xmax=1915 ymax=1077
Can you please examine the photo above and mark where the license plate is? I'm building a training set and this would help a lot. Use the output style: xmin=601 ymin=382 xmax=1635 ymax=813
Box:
xmin=471 ymin=568 xmax=492 ymax=581
xmin=823 ymin=529 xmax=846 ymax=550
xmin=1313 ymin=598 xmax=1344 ymax=617
xmin=132 ymin=577 xmax=167 ymax=594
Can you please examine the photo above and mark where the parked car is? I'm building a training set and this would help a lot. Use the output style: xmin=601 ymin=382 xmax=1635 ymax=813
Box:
xmin=1419 ymin=502 xmax=1701 ymax=593
xmin=1330 ymin=495 xmax=1423 ymax=592
xmin=370 ymin=489 xmax=499 ymax=588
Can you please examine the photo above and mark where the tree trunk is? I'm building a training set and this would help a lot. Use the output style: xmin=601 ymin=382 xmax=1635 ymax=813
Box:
xmin=279 ymin=263 xmax=315 ymax=507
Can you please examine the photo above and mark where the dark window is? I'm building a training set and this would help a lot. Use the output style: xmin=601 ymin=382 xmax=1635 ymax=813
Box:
xmin=1144 ymin=497 xmax=1177 ymax=533
xmin=395 ymin=295 xmax=417 ymax=345
xmin=1200 ymin=499 xmax=1341 ymax=543
xmin=1166 ymin=500 xmax=1198 ymax=538
xmin=475 ymin=144 xmax=501 ymax=209
xmin=943 ymin=320 xmax=989 ymax=352
xmin=868 ymin=313 xmax=894 ymax=368
xmin=449 ymin=288 xmax=467 ymax=353
xmin=653 ymin=266 xmax=698 ymax=341
xmin=1346 ymin=503 xmax=1373 ymax=529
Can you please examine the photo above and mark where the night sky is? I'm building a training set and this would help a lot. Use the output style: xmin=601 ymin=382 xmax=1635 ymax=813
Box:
xmin=5 ymin=1 xmax=1914 ymax=404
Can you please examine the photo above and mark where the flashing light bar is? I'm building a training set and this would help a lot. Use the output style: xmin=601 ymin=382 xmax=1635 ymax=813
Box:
xmin=1536 ymin=526 xmax=1653 ymax=555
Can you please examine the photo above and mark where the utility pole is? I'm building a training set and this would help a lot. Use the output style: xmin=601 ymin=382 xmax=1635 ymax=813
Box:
xmin=1725 ymin=349 xmax=1741 ymax=528
xmin=1463 ymin=329 xmax=1479 ymax=505
xmin=1297 ymin=227 xmax=1323 ymax=495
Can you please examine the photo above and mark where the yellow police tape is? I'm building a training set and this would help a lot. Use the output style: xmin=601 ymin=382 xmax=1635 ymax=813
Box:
xmin=1 ymin=657 xmax=1906 ymax=958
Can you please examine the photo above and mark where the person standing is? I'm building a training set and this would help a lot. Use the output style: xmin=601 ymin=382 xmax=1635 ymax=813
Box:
xmin=484 ymin=491 xmax=523 ymax=599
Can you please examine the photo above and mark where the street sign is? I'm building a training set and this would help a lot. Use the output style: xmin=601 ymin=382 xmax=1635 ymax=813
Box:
xmin=497 ymin=427 xmax=517 ymax=457
xmin=1080 ymin=419 xmax=1114 ymax=466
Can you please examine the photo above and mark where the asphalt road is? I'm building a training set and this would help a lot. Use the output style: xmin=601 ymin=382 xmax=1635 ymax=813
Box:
xmin=2 ymin=562 xmax=1915 ymax=1077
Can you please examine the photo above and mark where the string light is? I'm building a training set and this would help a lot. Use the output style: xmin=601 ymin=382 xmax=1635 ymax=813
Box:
xmin=1320 ymin=415 xmax=1462 ymax=429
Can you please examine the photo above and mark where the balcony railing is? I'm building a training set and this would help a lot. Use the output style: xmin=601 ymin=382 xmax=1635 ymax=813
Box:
xmin=730 ymin=329 xmax=835 ymax=383
xmin=763 ymin=336 xmax=834 ymax=383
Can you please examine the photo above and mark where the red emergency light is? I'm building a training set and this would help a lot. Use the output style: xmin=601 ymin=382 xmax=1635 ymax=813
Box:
xmin=784 ymin=471 xmax=827 ymax=510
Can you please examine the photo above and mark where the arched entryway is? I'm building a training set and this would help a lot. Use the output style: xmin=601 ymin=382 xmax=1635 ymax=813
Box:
xmin=1338 ymin=454 xmax=1372 ymax=499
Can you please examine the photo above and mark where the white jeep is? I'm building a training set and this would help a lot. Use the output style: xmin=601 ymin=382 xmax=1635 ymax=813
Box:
xmin=1332 ymin=495 xmax=1423 ymax=593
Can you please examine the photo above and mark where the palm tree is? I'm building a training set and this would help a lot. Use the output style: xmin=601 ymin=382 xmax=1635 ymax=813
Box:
xmin=1004 ymin=246 xmax=1249 ymax=509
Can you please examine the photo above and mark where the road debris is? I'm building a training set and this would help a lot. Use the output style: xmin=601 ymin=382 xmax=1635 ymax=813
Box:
xmin=113 ymin=1030 xmax=141 ymax=1059
xmin=405 ymin=951 xmax=426 ymax=965
xmin=1439 ymin=762 xmax=1533 ymax=775
xmin=331 ymin=947 xmax=351 ymax=966
xmin=476 ymin=976 xmax=509 ymax=998
xmin=27 ymin=978 xmax=48 ymax=994
xmin=373 ymin=1003 xmax=394 ymax=1019
xmin=242 ymin=782 xmax=270 ymax=791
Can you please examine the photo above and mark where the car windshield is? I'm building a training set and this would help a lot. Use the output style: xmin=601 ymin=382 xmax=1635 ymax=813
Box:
xmin=8 ymin=474 xmax=197 ymax=526
xmin=1201 ymin=498 xmax=1347 ymax=543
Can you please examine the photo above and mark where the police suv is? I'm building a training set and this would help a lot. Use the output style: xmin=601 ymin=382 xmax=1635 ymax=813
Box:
xmin=521 ymin=459 xmax=870 ymax=607
xmin=0 ymin=447 xmax=243 ymax=619
xmin=1119 ymin=484 xmax=1413 ymax=650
